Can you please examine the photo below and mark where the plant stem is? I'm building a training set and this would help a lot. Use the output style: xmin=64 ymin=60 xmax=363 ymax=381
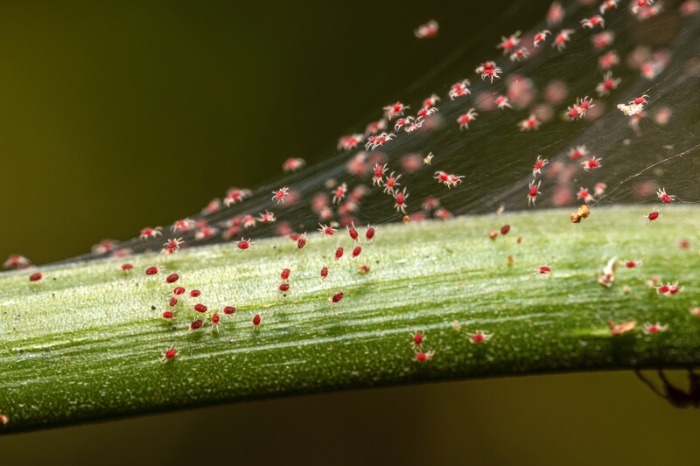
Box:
xmin=1 ymin=206 xmax=699 ymax=434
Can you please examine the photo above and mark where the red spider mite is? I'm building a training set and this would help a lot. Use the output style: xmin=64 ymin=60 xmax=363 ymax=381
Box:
xmin=172 ymin=219 xmax=194 ymax=233
xmin=190 ymin=319 xmax=203 ymax=331
xmin=163 ymin=311 xmax=174 ymax=319
xmin=237 ymin=238 xmax=253 ymax=250
xmin=372 ymin=163 xmax=387 ymax=186
xmin=330 ymin=291 xmax=344 ymax=304
xmin=547 ymin=1 xmax=563 ymax=26
xmin=625 ymin=260 xmax=642 ymax=269
xmin=338 ymin=134 xmax=363 ymax=151
xmin=352 ymin=246 xmax=362 ymax=258
xmin=532 ymin=156 xmax=549 ymax=177
xmin=497 ymin=31 xmax=521 ymax=54
xmin=645 ymin=210 xmax=660 ymax=222
xmin=366 ymin=225 xmax=376 ymax=242
xmin=457 ymin=108 xmax=478 ymax=129
xmin=4 ymin=254 xmax=31 ymax=269
xmin=318 ymin=224 xmax=336 ymax=236
xmin=348 ymin=225 xmax=359 ymax=242
xmin=258 ymin=211 xmax=276 ymax=223
xmin=320 ymin=266 xmax=329 ymax=281
xmin=279 ymin=283 xmax=290 ymax=292
xmin=598 ymin=51 xmax=619 ymax=70
xmin=631 ymin=94 xmax=650 ymax=106
xmin=281 ymin=268 xmax=291 ymax=281
xmin=393 ymin=188 xmax=409 ymax=213
xmin=643 ymin=322 xmax=668 ymax=334
xmin=223 ymin=306 xmax=236 ymax=315
xmin=166 ymin=273 xmax=179 ymax=284
xmin=518 ymin=114 xmax=541 ymax=131
xmin=164 ymin=348 xmax=177 ymax=360
xmin=582 ymin=156 xmax=602 ymax=171
xmin=169 ymin=297 xmax=178 ymax=307
xmin=537 ymin=265 xmax=551 ymax=274
xmin=253 ymin=314 xmax=261 ymax=327
xmin=581 ymin=15 xmax=605 ymax=29
xmin=297 ymin=234 xmax=308 ymax=249
xmin=190 ymin=289 xmax=201 ymax=297
xmin=533 ymin=29 xmax=551 ymax=47
xmin=332 ymin=183 xmax=347 ymax=204
xmin=596 ymin=71 xmax=621 ymax=97
xmin=413 ymin=332 xmax=424 ymax=346
xmin=449 ymin=79 xmax=471 ymax=100
xmin=577 ymin=187 xmax=594 ymax=203
xmin=140 ymin=227 xmax=162 ymax=239
xmin=414 ymin=19 xmax=439 ymax=39
xmin=282 ymin=157 xmax=306 ymax=172
xmin=657 ymin=188 xmax=675 ymax=204
xmin=415 ymin=351 xmax=435 ymax=361
xmin=194 ymin=304 xmax=207 ymax=313
xmin=599 ymin=0 xmax=618 ymax=14
xmin=334 ymin=247 xmax=344 ymax=261
xmin=496 ymin=95 xmax=511 ymax=109
xmin=173 ymin=287 xmax=185 ymax=295
xmin=569 ymin=145 xmax=588 ymax=161
xmin=272 ymin=187 xmax=289 ymax=204
xmin=383 ymin=172 xmax=401 ymax=194
xmin=384 ymin=102 xmax=409 ymax=120
xmin=500 ymin=225 xmax=511 ymax=235
xmin=553 ymin=29 xmax=574 ymax=52
xmin=145 ymin=266 xmax=159 ymax=275
xmin=121 ymin=263 xmax=133 ymax=272
xmin=527 ymin=180 xmax=541 ymax=206
xmin=475 ymin=62 xmax=501 ymax=82
xmin=29 ymin=272 xmax=43 ymax=282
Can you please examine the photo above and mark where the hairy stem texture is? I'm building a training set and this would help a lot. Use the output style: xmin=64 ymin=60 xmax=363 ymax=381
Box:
xmin=1 ymin=206 xmax=699 ymax=433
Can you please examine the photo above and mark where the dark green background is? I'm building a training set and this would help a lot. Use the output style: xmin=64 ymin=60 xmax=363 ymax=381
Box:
xmin=0 ymin=1 xmax=695 ymax=464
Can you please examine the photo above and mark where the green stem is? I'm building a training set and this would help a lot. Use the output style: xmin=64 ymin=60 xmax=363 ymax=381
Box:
xmin=1 ymin=206 xmax=699 ymax=433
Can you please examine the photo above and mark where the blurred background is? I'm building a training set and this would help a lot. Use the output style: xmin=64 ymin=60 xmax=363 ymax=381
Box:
xmin=0 ymin=1 xmax=696 ymax=464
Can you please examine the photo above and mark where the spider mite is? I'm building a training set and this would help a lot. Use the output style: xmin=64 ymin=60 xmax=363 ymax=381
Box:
xmin=190 ymin=319 xmax=204 ymax=331
xmin=581 ymin=156 xmax=602 ymax=171
xmin=372 ymin=163 xmax=387 ymax=187
xmin=527 ymin=180 xmax=541 ymax=206
xmin=569 ymin=145 xmax=588 ymax=161
xmin=415 ymin=107 xmax=438 ymax=119
xmin=624 ymin=260 xmax=642 ymax=269
xmin=547 ymin=1 xmax=564 ymax=26
xmin=272 ymin=187 xmax=289 ymax=204
xmin=475 ymin=62 xmax=501 ymax=83
xmin=29 ymin=272 xmax=43 ymax=282
xmin=635 ymin=368 xmax=700 ymax=409
xmin=383 ymin=172 xmax=401 ymax=194
xmin=552 ymin=29 xmax=574 ymax=52
xmin=338 ymin=134 xmax=363 ymax=152
xmin=645 ymin=210 xmax=660 ymax=222
xmin=145 ymin=266 xmax=159 ymax=276
xmin=352 ymin=246 xmax=362 ymax=259
xmin=190 ymin=289 xmax=201 ymax=297
xmin=608 ymin=320 xmax=636 ymax=336
xmin=536 ymin=265 xmax=551 ymax=275
xmin=643 ymin=322 xmax=668 ymax=334
xmin=280 ymin=268 xmax=291 ymax=281
xmin=496 ymin=95 xmax=511 ymax=109
xmin=657 ymin=188 xmax=676 ymax=204
xmin=173 ymin=286 xmax=185 ymax=295
xmin=509 ymin=47 xmax=528 ymax=62
xmin=532 ymin=156 xmax=549 ymax=177
xmin=140 ymin=227 xmax=162 ymax=239
xmin=318 ymin=224 xmax=337 ymax=237
xmin=347 ymin=224 xmax=360 ymax=242
xmin=335 ymin=247 xmax=344 ymax=261
xmin=468 ymin=331 xmax=493 ymax=343
xmin=279 ymin=283 xmax=290 ymax=292
xmin=320 ymin=266 xmax=329 ymax=282
xmin=384 ymin=102 xmax=409 ymax=120
xmin=297 ymin=233 xmax=308 ymax=249
xmin=581 ymin=15 xmax=605 ymax=29
xmin=171 ymin=219 xmax=194 ymax=233
xmin=533 ymin=29 xmax=551 ymax=47
xmin=365 ymin=225 xmax=375 ymax=242
xmin=412 ymin=332 xmax=424 ymax=347
xmin=163 ymin=347 xmax=177 ymax=361
xmin=121 ymin=263 xmax=133 ymax=272
xmin=194 ymin=303 xmax=208 ymax=313
xmin=258 ymin=211 xmax=276 ymax=223
xmin=166 ymin=273 xmax=179 ymax=284
xmin=415 ymin=350 xmax=435 ymax=362
xmin=598 ymin=50 xmax=619 ymax=70
xmin=630 ymin=94 xmax=650 ymax=107
xmin=500 ymin=224 xmax=511 ymax=235
xmin=162 ymin=238 xmax=184 ymax=255
xmin=222 ymin=306 xmax=236 ymax=316
xmin=0 ymin=414 xmax=8 ymax=425
xmin=282 ymin=157 xmax=306 ymax=172
xmin=162 ymin=310 xmax=174 ymax=319
xmin=211 ymin=313 xmax=220 ymax=332
xmin=357 ymin=264 xmax=370 ymax=274
xmin=332 ymin=183 xmax=347 ymax=204
xmin=4 ymin=254 xmax=31 ymax=269
xmin=449 ymin=79 xmax=471 ymax=100
xmin=169 ymin=297 xmax=178 ymax=307
xmin=599 ymin=0 xmax=619 ymax=14
xmin=329 ymin=291 xmax=344 ymax=304
xmin=393 ymin=187 xmax=409 ymax=213
xmin=577 ymin=187 xmax=594 ymax=203
xmin=518 ymin=114 xmax=541 ymax=131
xmin=414 ymin=19 xmax=438 ymax=39
xmin=596 ymin=71 xmax=621 ymax=97
xmin=253 ymin=314 xmax=261 ymax=328
xmin=237 ymin=238 xmax=253 ymax=250
xmin=457 ymin=108 xmax=478 ymax=129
